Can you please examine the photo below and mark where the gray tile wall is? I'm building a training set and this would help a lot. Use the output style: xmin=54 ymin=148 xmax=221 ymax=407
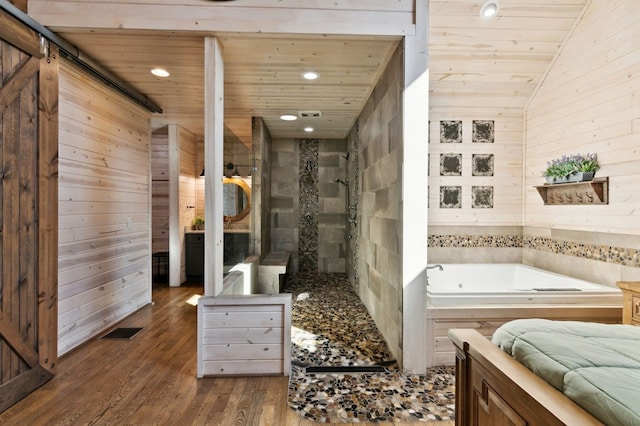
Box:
xmin=270 ymin=138 xmax=300 ymax=271
xmin=270 ymin=137 xmax=348 ymax=273
xmin=353 ymin=43 xmax=404 ymax=362
xmin=319 ymin=139 xmax=348 ymax=273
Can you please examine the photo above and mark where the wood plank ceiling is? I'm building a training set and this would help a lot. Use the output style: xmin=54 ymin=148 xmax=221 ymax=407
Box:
xmin=429 ymin=0 xmax=588 ymax=114
xmin=52 ymin=0 xmax=588 ymax=143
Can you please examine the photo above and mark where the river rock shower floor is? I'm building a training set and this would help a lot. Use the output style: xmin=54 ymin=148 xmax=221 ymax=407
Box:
xmin=285 ymin=273 xmax=456 ymax=423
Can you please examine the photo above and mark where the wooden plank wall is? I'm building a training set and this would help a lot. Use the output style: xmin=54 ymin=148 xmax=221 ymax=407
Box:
xmin=152 ymin=126 xmax=198 ymax=282
xmin=426 ymin=1 xmax=587 ymax=227
xmin=58 ymin=60 xmax=152 ymax=355
xmin=525 ymin=0 xmax=640 ymax=235
xmin=178 ymin=126 xmax=199 ymax=282
xmin=195 ymin=139 xmax=205 ymax=219
xmin=426 ymin=114 xmax=523 ymax=225
xmin=151 ymin=128 xmax=169 ymax=254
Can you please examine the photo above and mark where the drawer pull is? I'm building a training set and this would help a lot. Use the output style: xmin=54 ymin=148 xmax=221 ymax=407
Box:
xmin=635 ymin=301 xmax=640 ymax=316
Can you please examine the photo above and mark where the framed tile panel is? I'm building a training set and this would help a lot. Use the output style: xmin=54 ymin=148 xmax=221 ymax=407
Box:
xmin=440 ymin=120 xmax=462 ymax=143
xmin=472 ymin=120 xmax=494 ymax=143
xmin=440 ymin=186 xmax=462 ymax=208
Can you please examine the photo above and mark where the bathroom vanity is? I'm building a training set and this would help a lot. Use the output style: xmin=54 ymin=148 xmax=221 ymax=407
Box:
xmin=185 ymin=176 xmax=252 ymax=280
xmin=185 ymin=231 xmax=205 ymax=280
xmin=185 ymin=230 xmax=250 ymax=279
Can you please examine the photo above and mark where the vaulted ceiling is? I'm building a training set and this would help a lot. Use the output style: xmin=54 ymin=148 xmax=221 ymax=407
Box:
xmin=50 ymin=0 xmax=588 ymax=143
xmin=429 ymin=0 xmax=587 ymax=114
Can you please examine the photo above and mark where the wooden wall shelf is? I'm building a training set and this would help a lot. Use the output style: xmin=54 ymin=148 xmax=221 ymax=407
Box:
xmin=534 ymin=177 xmax=608 ymax=205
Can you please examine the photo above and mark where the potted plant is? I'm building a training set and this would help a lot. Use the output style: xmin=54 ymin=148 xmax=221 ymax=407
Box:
xmin=543 ymin=153 xmax=599 ymax=184
xmin=192 ymin=216 xmax=205 ymax=230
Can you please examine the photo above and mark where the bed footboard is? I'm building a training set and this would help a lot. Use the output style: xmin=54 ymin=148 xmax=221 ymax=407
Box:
xmin=448 ymin=329 xmax=602 ymax=426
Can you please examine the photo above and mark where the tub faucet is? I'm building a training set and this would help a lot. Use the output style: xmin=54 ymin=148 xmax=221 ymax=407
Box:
xmin=427 ymin=264 xmax=444 ymax=271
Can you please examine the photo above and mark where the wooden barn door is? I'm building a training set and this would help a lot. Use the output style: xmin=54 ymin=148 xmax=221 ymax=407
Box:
xmin=0 ymin=9 xmax=59 ymax=411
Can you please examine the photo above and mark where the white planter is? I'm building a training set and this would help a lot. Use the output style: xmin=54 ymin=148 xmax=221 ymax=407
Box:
xmin=567 ymin=171 xmax=595 ymax=182
xmin=545 ymin=171 xmax=595 ymax=184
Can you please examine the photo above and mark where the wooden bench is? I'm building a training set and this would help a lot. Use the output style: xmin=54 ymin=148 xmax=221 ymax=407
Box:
xmin=258 ymin=252 xmax=290 ymax=294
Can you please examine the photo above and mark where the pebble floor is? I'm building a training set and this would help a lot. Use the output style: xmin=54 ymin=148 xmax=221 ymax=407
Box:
xmin=285 ymin=273 xmax=456 ymax=423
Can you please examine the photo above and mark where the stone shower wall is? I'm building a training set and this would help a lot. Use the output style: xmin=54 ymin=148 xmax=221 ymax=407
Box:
xmin=318 ymin=140 xmax=348 ymax=273
xmin=270 ymin=138 xmax=348 ymax=273
xmin=271 ymin=138 xmax=300 ymax=271
xmin=354 ymin=43 xmax=404 ymax=363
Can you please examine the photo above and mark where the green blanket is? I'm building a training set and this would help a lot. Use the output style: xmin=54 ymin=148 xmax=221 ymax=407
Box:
xmin=492 ymin=319 xmax=640 ymax=426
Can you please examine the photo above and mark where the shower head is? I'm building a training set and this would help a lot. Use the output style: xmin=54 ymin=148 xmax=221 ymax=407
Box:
xmin=334 ymin=178 xmax=349 ymax=187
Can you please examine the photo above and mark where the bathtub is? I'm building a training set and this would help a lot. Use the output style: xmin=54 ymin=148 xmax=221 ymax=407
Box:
xmin=425 ymin=263 xmax=623 ymax=367
xmin=427 ymin=263 xmax=622 ymax=306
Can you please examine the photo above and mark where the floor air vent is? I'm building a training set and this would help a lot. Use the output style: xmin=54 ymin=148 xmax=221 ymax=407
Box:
xmin=101 ymin=327 xmax=143 ymax=339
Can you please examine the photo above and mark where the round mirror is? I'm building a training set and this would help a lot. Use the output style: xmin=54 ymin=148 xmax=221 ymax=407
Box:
xmin=223 ymin=177 xmax=251 ymax=222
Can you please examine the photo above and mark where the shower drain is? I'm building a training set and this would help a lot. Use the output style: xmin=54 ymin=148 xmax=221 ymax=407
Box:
xmin=304 ymin=365 xmax=386 ymax=373
xmin=293 ymin=359 xmax=396 ymax=374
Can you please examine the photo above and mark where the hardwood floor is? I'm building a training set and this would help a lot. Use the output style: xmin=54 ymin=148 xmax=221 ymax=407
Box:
xmin=0 ymin=282 xmax=434 ymax=425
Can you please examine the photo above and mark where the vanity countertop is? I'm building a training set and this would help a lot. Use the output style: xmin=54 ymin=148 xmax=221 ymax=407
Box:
xmin=224 ymin=228 xmax=250 ymax=233
xmin=184 ymin=229 xmax=250 ymax=234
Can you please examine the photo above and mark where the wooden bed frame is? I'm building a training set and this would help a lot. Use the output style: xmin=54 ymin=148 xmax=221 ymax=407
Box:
xmin=449 ymin=329 xmax=603 ymax=426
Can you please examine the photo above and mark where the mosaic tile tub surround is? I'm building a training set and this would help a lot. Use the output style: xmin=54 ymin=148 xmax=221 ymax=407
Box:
xmin=286 ymin=273 xmax=456 ymax=423
xmin=524 ymin=236 xmax=640 ymax=267
xmin=427 ymin=234 xmax=640 ymax=268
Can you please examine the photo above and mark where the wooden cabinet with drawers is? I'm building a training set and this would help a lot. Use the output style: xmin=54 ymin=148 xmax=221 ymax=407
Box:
xmin=617 ymin=281 xmax=640 ymax=326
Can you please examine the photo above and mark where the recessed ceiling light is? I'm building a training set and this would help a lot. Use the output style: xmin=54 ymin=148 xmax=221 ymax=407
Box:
xmin=280 ymin=114 xmax=298 ymax=121
xmin=151 ymin=68 xmax=170 ymax=77
xmin=480 ymin=0 xmax=499 ymax=19
xmin=302 ymin=71 xmax=319 ymax=80
xmin=304 ymin=127 xmax=314 ymax=133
